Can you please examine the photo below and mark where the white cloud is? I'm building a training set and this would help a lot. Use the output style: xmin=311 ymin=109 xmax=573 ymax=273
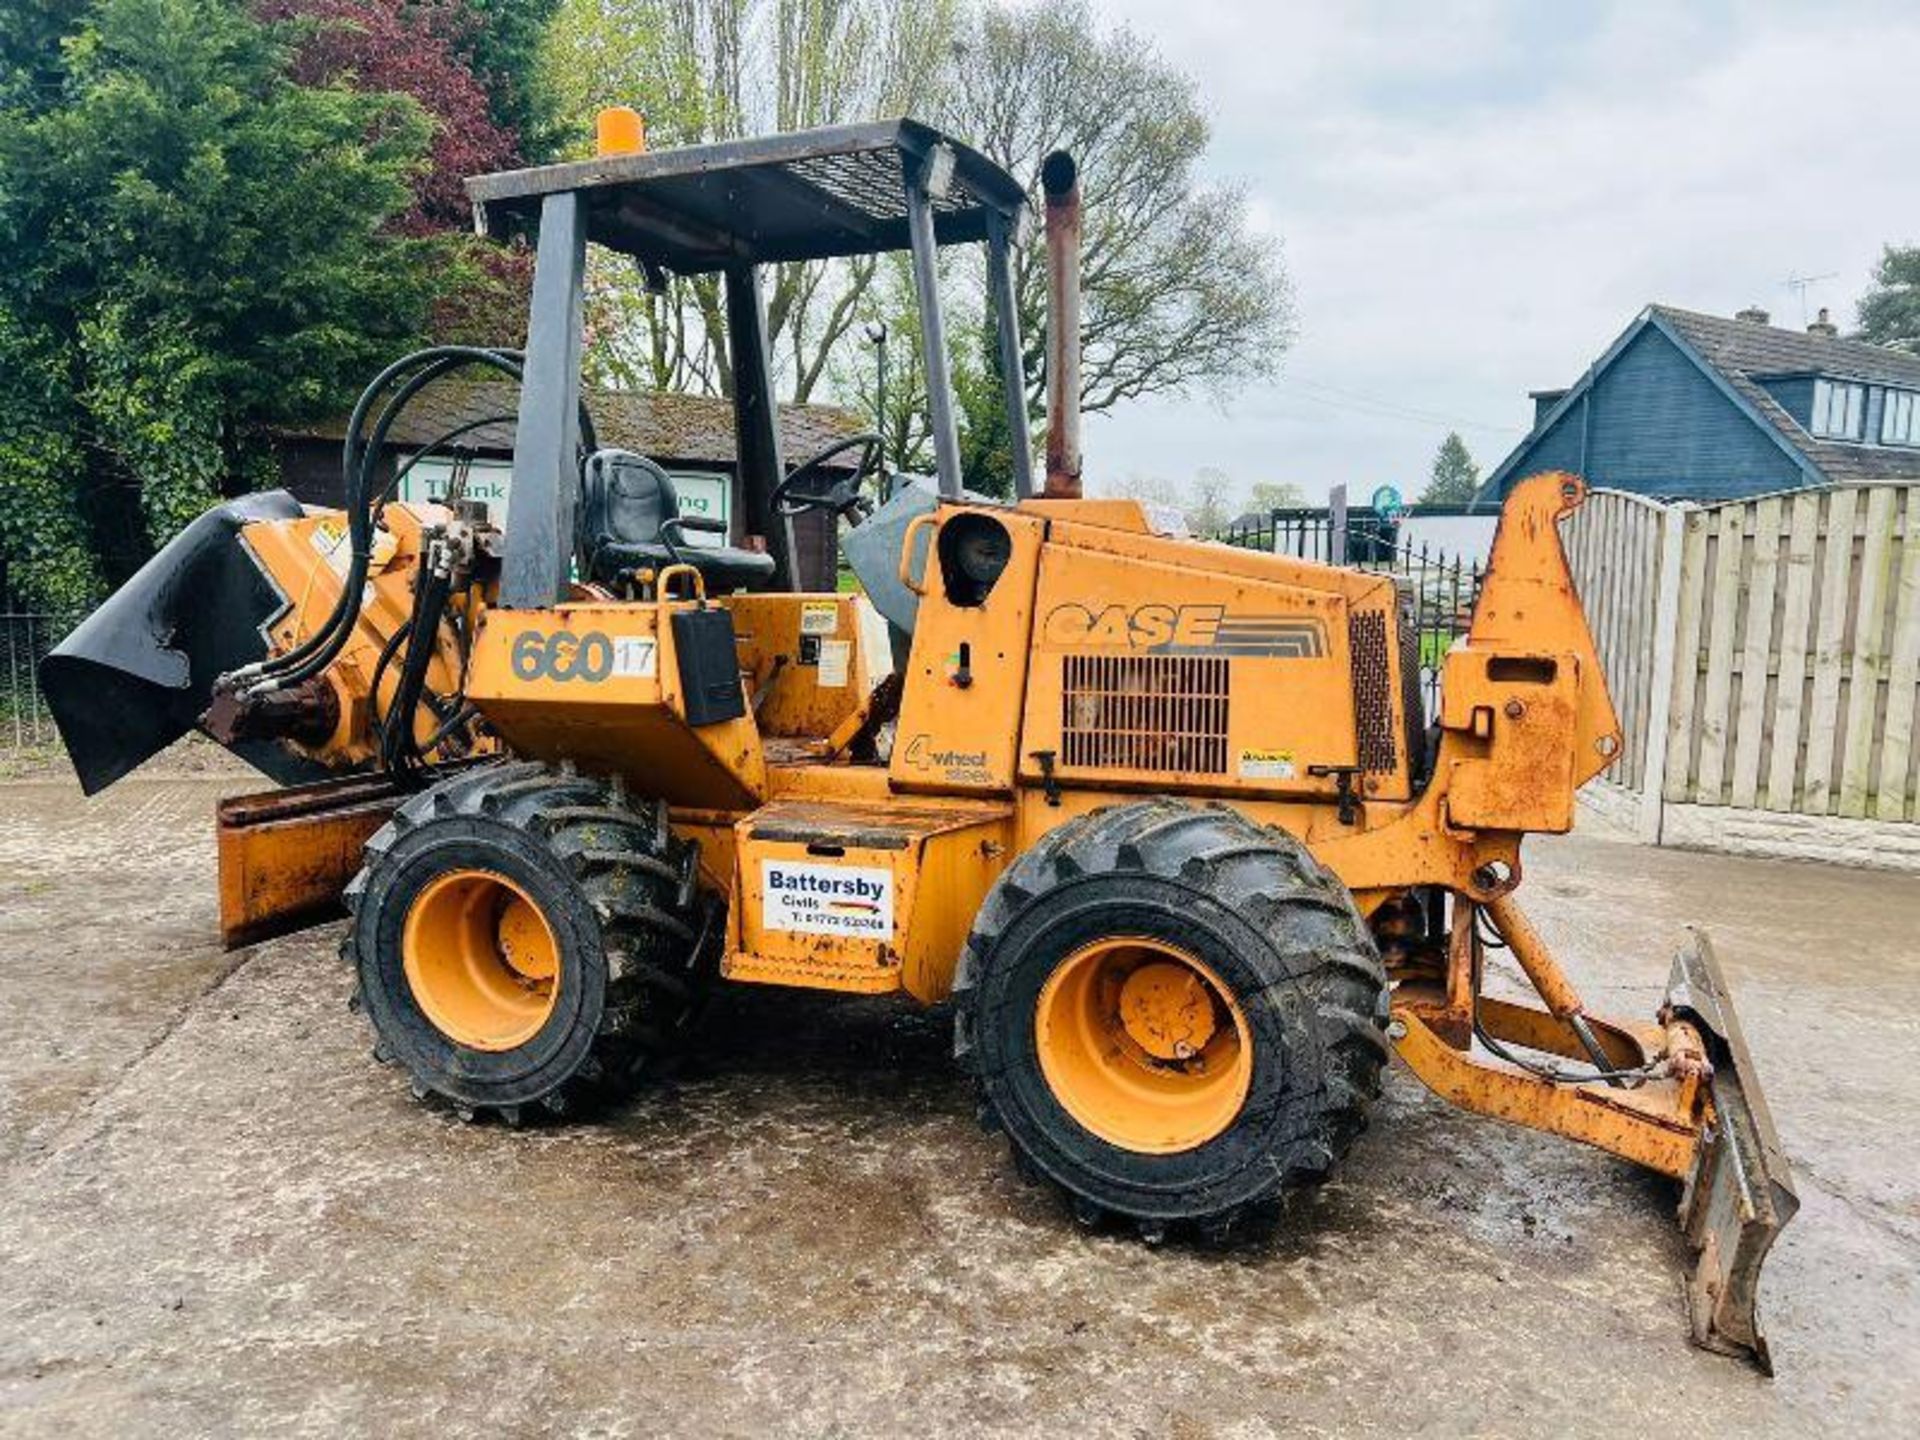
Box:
xmin=1080 ymin=0 xmax=1920 ymax=504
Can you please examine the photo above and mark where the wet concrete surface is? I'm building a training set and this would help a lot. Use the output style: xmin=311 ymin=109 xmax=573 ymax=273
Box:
xmin=0 ymin=773 xmax=1914 ymax=1436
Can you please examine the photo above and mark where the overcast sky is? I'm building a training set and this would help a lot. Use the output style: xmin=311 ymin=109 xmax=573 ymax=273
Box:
xmin=1078 ymin=0 xmax=1920 ymax=507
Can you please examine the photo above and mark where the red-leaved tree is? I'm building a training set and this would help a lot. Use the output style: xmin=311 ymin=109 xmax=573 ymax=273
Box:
xmin=258 ymin=0 xmax=517 ymax=232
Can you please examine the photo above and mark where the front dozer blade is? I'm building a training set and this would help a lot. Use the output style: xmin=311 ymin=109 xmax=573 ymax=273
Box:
xmin=217 ymin=771 xmax=411 ymax=949
xmin=1665 ymin=929 xmax=1799 ymax=1373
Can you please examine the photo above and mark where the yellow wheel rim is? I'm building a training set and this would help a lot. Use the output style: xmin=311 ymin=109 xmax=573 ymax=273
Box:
xmin=1035 ymin=937 xmax=1254 ymax=1154
xmin=402 ymin=868 xmax=561 ymax=1051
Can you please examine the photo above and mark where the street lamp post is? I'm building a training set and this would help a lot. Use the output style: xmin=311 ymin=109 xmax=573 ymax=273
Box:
xmin=864 ymin=320 xmax=888 ymax=480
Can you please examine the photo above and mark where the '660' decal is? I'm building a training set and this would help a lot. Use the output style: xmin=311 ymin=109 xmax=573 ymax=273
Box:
xmin=510 ymin=629 xmax=657 ymax=683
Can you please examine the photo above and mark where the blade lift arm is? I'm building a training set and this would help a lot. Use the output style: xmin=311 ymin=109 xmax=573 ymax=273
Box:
xmin=1389 ymin=891 xmax=1798 ymax=1372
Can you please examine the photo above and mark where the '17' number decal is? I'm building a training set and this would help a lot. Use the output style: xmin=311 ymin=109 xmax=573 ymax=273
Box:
xmin=510 ymin=629 xmax=655 ymax=683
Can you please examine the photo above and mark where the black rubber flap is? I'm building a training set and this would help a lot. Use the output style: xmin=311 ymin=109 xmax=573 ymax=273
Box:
xmin=39 ymin=491 xmax=312 ymax=794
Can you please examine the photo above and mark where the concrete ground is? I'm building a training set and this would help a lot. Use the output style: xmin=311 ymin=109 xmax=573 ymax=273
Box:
xmin=0 ymin=770 xmax=1914 ymax=1438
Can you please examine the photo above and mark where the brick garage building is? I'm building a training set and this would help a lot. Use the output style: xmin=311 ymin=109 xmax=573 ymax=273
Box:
xmin=268 ymin=381 xmax=867 ymax=590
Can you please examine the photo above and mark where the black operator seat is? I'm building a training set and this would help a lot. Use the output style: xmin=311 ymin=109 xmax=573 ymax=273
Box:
xmin=578 ymin=449 xmax=776 ymax=593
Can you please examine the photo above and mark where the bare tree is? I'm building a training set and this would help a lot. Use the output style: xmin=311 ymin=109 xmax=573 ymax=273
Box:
xmin=541 ymin=0 xmax=960 ymax=399
xmin=1249 ymin=480 xmax=1307 ymax=511
xmin=545 ymin=0 xmax=1295 ymax=487
xmin=1186 ymin=467 xmax=1234 ymax=536
xmin=1101 ymin=467 xmax=1235 ymax=535
xmin=944 ymin=0 xmax=1294 ymax=416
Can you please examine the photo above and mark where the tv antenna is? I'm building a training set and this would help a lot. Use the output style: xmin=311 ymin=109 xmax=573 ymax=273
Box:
xmin=1782 ymin=271 xmax=1837 ymax=326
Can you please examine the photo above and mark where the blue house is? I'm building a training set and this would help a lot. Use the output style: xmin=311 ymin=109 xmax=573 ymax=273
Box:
xmin=1480 ymin=304 xmax=1920 ymax=504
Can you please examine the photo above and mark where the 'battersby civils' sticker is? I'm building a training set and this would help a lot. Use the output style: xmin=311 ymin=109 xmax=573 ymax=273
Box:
xmin=761 ymin=860 xmax=894 ymax=938
xmin=1239 ymin=747 xmax=1297 ymax=781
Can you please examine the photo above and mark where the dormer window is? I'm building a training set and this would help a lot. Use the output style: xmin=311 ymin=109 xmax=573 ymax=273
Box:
xmin=1883 ymin=389 xmax=1920 ymax=447
xmin=1811 ymin=379 xmax=1865 ymax=440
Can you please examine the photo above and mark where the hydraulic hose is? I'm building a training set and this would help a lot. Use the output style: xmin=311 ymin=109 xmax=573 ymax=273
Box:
xmin=234 ymin=351 xmax=470 ymax=680
xmin=1469 ymin=911 xmax=1660 ymax=1086
xmin=375 ymin=413 xmax=519 ymax=508
xmin=231 ymin=346 xmax=525 ymax=695
xmin=246 ymin=348 xmax=526 ymax=695
xmin=379 ymin=538 xmax=456 ymax=783
xmin=250 ymin=343 xmax=598 ymax=697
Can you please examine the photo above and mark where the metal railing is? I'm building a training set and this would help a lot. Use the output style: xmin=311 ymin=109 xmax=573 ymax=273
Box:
xmin=1218 ymin=505 xmax=1404 ymax=565
xmin=6 ymin=512 xmax=1488 ymax=757
xmin=2 ymin=613 xmax=74 ymax=753
xmin=1215 ymin=509 xmax=1486 ymax=727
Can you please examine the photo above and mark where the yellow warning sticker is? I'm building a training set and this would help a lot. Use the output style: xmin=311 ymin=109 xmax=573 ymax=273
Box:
xmin=308 ymin=517 xmax=351 ymax=577
xmin=1239 ymin=747 xmax=1297 ymax=781
xmin=800 ymin=601 xmax=840 ymax=637
xmin=307 ymin=517 xmax=395 ymax=577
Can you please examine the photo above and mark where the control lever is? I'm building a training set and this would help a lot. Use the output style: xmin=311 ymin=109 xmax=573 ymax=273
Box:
xmin=1308 ymin=763 xmax=1364 ymax=825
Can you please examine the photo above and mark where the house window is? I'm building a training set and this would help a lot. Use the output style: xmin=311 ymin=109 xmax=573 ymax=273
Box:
xmin=1811 ymin=379 xmax=1865 ymax=439
xmin=1883 ymin=388 xmax=1920 ymax=447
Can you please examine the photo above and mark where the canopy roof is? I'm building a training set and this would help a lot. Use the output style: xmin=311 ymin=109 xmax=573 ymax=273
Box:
xmin=466 ymin=120 xmax=1029 ymax=273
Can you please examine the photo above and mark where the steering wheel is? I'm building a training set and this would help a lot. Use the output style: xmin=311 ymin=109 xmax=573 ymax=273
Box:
xmin=771 ymin=433 xmax=884 ymax=522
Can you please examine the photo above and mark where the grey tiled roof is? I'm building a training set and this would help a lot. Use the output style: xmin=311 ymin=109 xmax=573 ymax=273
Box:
xmin=288 ymin=381 xmax=867 ymax=470
xmin=1652 ymin=306 xmax=1920 ymax=484
xmin=1654 ymin=305 xmax=1920 ymax=386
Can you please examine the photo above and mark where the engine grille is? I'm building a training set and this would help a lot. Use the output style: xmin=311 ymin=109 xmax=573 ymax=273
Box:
xmin=1061 ymin=654 xmax=1230 ymax=774
xmin=1349 ymin=611 xmax=1398 ymax=774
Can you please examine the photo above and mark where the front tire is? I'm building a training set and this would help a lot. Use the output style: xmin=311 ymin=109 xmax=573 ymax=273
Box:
xmin=344 ymin=762 xmax=716 ymax=1121
xmin=955 ymin=801 xmax=1389 ymax=1239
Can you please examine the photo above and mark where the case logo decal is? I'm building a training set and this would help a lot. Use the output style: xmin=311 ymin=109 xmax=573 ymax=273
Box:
xmin=1041 ymin=603 xmax=1326 ymax=657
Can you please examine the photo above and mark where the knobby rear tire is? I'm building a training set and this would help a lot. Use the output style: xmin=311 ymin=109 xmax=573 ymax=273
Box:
xmin=955 ymin=800 xmax=1389 ymax=1240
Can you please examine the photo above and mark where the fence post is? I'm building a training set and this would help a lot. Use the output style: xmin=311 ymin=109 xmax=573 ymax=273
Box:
xmin=1329 ymin=485 xmax=1348 ymax=565
xmin=1637 ymin=500 xmax=1687 ymax=844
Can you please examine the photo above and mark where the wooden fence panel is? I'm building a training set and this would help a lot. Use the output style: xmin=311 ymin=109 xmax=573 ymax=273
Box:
xmin=1664 ymin=511 xmax=1709 ymax=804
xmin=1879 ymin=493 xmax=1920 ymax=822
xmin=1552 ymin=482 xmax=1920 ymax=845
xmin=1563 ymin=490 xmax=1672 ymax=802
xmin=1840 ymin=488 xmax=1899 ymax=817
xmin=1693 ymin=505 xmax=1747 ymax=804
xmin=1801 ymin=487 xmax=1858 ymax=814
xmin=1618 ymin=502 xmax=1654 ymax=787
xmin=1730 ymin=496 xmax=1782 ymax=808
xmin=1764 ymin=493 xmax=1821 ymax=811
xmin=1573 ymin=483 xmax=1918 ymax=828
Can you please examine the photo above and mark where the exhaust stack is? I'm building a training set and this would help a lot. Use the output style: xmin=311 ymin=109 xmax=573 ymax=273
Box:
xmin=1042 ymin=150 xmax=1082 ymax=500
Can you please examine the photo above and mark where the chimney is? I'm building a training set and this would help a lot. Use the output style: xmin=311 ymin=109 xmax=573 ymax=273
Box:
xmin=1735 ymin=305 xmax=1771 ymax=326
xmin=1807 ymin=307 xmax=1839 ymax=338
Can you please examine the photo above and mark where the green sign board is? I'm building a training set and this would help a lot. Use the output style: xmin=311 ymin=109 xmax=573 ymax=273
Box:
xmin=399 ymin=458 xmax=731 ymax=545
